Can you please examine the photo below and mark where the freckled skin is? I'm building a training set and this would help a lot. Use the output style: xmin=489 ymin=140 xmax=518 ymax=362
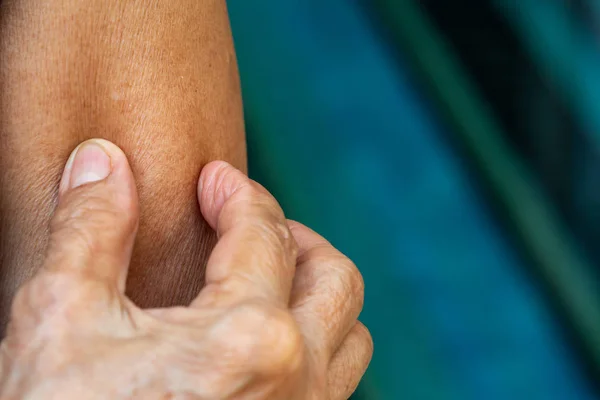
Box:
xmin=0 ymin=0 xmax=247 ymax=333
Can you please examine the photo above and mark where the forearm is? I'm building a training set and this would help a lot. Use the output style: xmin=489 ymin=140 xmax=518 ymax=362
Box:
xmin=0 ymin=0 xmax=246 ymax=329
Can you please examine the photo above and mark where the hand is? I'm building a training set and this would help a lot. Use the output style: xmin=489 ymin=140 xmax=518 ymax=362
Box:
xmin=0 ymin=139 xmax=372 ymax=399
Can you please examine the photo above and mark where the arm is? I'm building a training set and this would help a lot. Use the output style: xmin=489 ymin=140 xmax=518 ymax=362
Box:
xmin=0 ymin=0 xmax=246 ymax=331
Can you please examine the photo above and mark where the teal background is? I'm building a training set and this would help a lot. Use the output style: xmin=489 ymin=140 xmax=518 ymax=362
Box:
xmin=227 ymin=1 xmax=600 ymax=399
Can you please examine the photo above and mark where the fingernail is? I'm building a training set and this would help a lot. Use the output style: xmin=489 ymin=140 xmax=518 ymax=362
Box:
xmin=66 ymin=141 xmax=112 ymax=189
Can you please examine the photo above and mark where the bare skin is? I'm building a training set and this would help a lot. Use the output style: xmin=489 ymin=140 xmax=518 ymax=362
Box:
xmin=0 ymin=141 xmax=372 ymax=399
xmin=0 ymin=1 xmax=373 ymax=396
xmin=0 ymin=0 xmax=246 ymax=332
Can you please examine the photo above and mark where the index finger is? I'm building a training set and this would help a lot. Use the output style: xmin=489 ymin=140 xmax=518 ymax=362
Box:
xmin=191 ymin=161 xmax=297 ymax=308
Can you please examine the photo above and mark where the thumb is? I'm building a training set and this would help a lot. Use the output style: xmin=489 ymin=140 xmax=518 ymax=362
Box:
xmin=43 ymin=139 xmax=139 ymax=291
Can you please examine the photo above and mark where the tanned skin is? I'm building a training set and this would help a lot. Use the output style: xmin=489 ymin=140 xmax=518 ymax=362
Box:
xmin=0 ymin=0 xmax=246 ymax=333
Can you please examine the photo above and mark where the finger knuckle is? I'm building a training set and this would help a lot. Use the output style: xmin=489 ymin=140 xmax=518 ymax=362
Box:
xmin=343 ymin=259 xmax=364 ymax=304
xmin=328 ymin=255 xmax=365 ymax=311
xmin=355 ymin=322 xmax=374 ymax=357
xmin=232 ymin=302 xmax=304 ymax=375
xmin=264 ymin=310 xmax=304 ymax=372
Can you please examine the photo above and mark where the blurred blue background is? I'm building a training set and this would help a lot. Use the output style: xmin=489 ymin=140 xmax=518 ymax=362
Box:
xmin=227 ymin=1 xmax=600 ymax=399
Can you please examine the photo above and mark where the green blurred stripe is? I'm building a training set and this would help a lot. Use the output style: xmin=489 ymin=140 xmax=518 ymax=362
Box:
xmin=494 ymin=0 xmax=600 ymax=150
xmin=372 ymin=0 xmax=600 ymax=376
xmin=229 ymin=4 xmax=459 ymax=396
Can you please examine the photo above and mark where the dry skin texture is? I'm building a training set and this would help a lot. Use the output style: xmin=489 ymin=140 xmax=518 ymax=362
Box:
xmin=0 ymin=0 xmax=247 ymax=333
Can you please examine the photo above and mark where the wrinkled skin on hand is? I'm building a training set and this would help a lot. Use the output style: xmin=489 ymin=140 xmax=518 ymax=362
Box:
xmin=0 ymin=140 xmax=372 ymax=399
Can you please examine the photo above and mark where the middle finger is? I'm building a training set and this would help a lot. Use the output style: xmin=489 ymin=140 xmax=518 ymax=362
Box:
xmin=288 ymin=221 xmax=365 ymax=359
